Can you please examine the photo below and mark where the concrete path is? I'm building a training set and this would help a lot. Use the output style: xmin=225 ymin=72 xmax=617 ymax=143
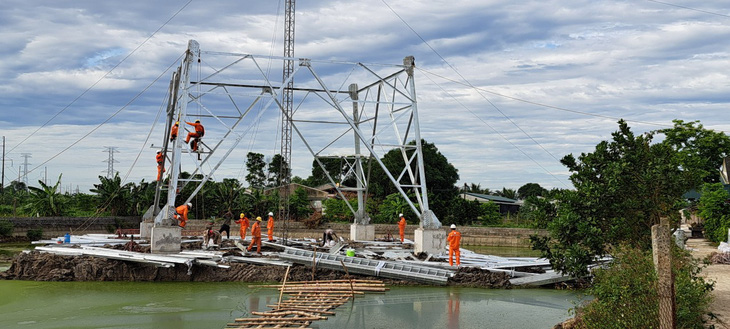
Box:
xmin=686 ymin=238 xmax=729 ymax=328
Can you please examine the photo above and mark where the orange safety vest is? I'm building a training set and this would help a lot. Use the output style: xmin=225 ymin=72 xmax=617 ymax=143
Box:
xmin=398 ymin=217 xmax=406 ymax=231
xmin=250 ymin=221 xmax=261 ymax=238
xmin=175 ymin=204 xmax=189 ymax=221
xmin=447 ymin=230 xmax=461 ymax=249
xmin=186 ymin=121 xmax=205 ymax=136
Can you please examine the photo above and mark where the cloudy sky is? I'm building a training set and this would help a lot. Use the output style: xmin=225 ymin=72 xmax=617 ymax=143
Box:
xmin=2 ymin=0 xmax=730 ymax=194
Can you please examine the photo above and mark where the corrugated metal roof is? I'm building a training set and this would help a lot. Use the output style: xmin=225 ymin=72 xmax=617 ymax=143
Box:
xmin=464 ymin=192 xmax=518 ymax=204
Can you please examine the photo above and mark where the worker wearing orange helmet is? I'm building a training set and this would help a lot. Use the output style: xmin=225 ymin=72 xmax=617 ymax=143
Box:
xmin=235 ymin=213 xmax=250 ymax=240
xmin=398 ymin=213 xmax=407 ymax=243
xmin=170 ymin=121 xmax=179 ymax=142
xmin=266 ymin=212 xmax=275 ymax=242
xmin=447 ymin=224 xmax=461 ymax=266
xmin=155 ymin=150 xmax=165 ymax=181
xmin=185 ymin=119 xmax=205 ymax=151
xmin=174 ymin=203 xmax=192 ymax=228
xmin=247 ymin=216 xmax=262 ymax=253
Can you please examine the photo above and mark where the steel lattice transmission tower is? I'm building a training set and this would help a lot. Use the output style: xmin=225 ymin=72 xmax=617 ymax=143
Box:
xmin=279 ymin=0 xmax=296 ymax=244
xmin=102 ymin=146 xmax=119 ymax=178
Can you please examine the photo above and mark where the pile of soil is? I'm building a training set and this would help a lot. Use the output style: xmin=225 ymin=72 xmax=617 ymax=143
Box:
xmin=448 ymin=267 xmax=511 ymax=288
xmin=1 ymin=250 xmax=510 ymax=288
xmin=709 ymin=251 xmax=730 ymax=265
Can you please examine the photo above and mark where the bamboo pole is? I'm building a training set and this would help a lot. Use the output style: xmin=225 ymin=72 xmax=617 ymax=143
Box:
xmin=311 ymin=248 xmax=317 ymax=281
xmin=277 ymin=265 xmax=291 ymax=310
xmin=340 ymin=260 xmax=355 ymax=300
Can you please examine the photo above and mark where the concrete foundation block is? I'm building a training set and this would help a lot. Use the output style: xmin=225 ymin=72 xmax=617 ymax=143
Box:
xmin=150 ymin=226 xmax=182 ymax=253
xmin=350 ymin=224 xmax=375 ymax=241
xmin=140 ymin=222 xmax=153 ymax=240
xmin=414 ymin=228 xmax=447 ymax=255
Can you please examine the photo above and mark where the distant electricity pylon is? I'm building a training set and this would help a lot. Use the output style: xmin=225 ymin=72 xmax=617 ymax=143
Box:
xmin=20 ymin=153 xmax=31 ymax=186
xmin=102 ymin=146 xmax=119 ymax=178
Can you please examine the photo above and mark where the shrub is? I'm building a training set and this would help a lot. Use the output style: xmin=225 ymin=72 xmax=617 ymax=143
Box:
xmin=0 ymin=219 xmax=13 ymax=236
xmin=698 ymin=183 xmax=730 ymax=243
xmin=577 ymin=245 xmax=713 ymax=329
xmin=26 ymin=228 xmax=43 ymax=241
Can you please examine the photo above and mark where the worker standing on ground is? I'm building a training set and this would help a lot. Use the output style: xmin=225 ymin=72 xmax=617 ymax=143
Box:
xmin=247 ymin=216 xmax=262 ymax=254
xmin=447 ymin=224 xmax=461 ymax=266
xmin=235 ymin=213 xmax=250 ymax=240
xmin=185 ymin=119 xmax=204 ymax=151
xmin=398 ymin=213 xmax=407 ymax=243
xmin=174 ymin=203 xmax=192 ymax=228
xmin=155 ymin=150 xmax=165 ymax=181
xmin=170 ymin=121 xmax=179 ymax=142
xmin=219 ymin=210 xmax=233 ymax=239
xmin=266 ymin=212 xmax=275 ymax=242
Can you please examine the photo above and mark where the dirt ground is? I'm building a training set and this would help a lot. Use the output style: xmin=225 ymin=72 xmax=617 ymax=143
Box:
xmin=686 ymin=238 xmax=730 ymax=329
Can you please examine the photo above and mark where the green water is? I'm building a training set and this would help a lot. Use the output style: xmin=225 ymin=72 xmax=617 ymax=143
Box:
xmin=0 ymin=280 xmax=582 ymax=329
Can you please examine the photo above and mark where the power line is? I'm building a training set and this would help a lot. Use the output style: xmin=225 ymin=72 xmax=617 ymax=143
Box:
xmin=646 ymin=0 xmax=730 ymax=18
xmin=9 ymin=0 xmax=195 ymax=154
xmin=382 ymin=0 xmax=569 ymax=185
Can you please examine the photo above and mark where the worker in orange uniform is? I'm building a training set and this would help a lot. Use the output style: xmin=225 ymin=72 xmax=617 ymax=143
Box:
xmin=266 ymin=212 xmax=275 ymax=242
xmin=235 ymin=213 xmax=250 ymax=241
xmin=174 ymin=203 xmax=192 ymax=228
xmin=155 ymin=150 xmax=165 ymax=181
xmin=247 ymin=216 xmax=262 ymax=254
xmin=398 ymin=213 xmax=407 ymax=243
xmin=185 ymin=119 xmax=204 ymax=151
xmin=447 ymin=224 xmax=461 ymax=266
xmin=170 ymin=121 xmax=179 ymax=142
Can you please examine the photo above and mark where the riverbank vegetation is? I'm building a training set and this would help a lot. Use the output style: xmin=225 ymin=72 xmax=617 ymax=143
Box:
xmin=533 ymin=119 xmax=728 ymax=327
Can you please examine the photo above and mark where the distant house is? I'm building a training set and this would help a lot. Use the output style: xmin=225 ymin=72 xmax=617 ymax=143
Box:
xmin=461 ymin=192 xmax=521 ymax=215
xmin=264 ymin=183 xmax=329 ymax=212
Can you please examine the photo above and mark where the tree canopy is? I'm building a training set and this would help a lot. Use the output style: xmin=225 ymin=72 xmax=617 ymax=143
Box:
xmin=532 ymin=120 xmax=691 ymax=277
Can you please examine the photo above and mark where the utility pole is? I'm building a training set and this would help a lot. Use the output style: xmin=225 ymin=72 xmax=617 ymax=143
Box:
xmin=103 ymin=146 xmax=119 ymax=178
xmin=279 ymin=0 xmax=296 ymax=245
xmin=20 ymin=153 xmax=31 ymax=186
xmin=1 ymin=136 xmax=4 ymax=192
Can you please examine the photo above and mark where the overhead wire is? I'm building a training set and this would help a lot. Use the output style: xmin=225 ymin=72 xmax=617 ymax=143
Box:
xmin=645 ymin=0 xmax=730 ymax=18
xmin=9 ymin=0 xmax=195 ymax=154
xmin=381 ymin=0 xmax=567 ymax=184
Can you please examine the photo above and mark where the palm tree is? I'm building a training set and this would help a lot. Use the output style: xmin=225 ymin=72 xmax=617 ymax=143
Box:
xmin=25 ymin=174 xmax=66 ymax=216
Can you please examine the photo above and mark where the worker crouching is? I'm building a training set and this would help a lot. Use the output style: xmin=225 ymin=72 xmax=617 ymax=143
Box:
xmin=185 ymin=119 xmax=204 ymax=151
xmin=174 ymin=203 xmax=192 ymax=228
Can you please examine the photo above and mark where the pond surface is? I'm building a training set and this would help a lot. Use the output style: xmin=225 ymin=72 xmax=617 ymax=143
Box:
xmin=0 ymin=280 xmax=582 ymax=329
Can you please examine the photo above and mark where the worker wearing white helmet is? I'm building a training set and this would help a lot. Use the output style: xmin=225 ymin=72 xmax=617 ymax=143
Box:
xmin=266 ymin=212 xmax=275 ymax=242
xmin=398 ymin=213 xmax=407 ymax=243
xmin=174 ymin=203 xmax=192 ymax=228
xmin=447 ymin=224 xmax=461 ymax=266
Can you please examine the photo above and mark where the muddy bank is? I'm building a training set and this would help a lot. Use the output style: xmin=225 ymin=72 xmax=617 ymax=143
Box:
xmin=1 ymin=251 xmax=511 ymax=288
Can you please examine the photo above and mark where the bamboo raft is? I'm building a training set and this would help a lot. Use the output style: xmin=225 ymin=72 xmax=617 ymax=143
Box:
xmin=227 ymin=270 xmax=388 ymax=329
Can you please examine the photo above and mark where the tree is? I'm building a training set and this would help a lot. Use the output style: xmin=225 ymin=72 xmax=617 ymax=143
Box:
xmin=531 ymin=120 xmax=690 ymax=277
xmin=245 ymin=152 xmax=267 ymax=188
xmin=307 ymin=157 xmax=350 ymax=187
xmin=24 ymin=174 xmax=67 ymax=217
xmin=211 ymin=178 xmax=243 ymax=214
xmin=288 ymin=187 xmax=313 ymax=220
xmin=495 ymin=187 xmax=517 ymax=200
xmin=519 ymin=195 xmax=557 ymax=229
xmin=658 ymin=119 xmax=730 ymax=186
xmin=369 ymin=140 xmax=459 ymax=219
xmin=517 ymin=183 xmax=547 ymax=199
xmin=90 ymin=173 xmax=132 ymax=216
xmin=697 ymin=182 xmax=730 ymax=243
xmin=267 ymin=154 xmax=290 ymax=187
